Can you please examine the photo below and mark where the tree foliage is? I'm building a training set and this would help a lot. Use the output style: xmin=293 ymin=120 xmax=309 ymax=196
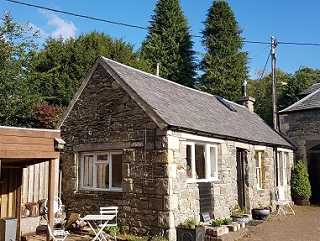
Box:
xmin=247 ymin=66 xmax=320 ymax=126
xmin=141 ymin=0 xmax=196 ymax=87
xmin=278 ymin=67 xmax=320 ymax=111
xmin=247 ymin=69 xmax=290 ymax=126
xmin=33 ymin=101 xmax=64 ymax=129
xmin=198 ymin=0 xmax=249 ymax=101
xmin=32 ymin=31 xmax=151 ymax=106
xmin=0 ymin=13 xmax=40 ymax=127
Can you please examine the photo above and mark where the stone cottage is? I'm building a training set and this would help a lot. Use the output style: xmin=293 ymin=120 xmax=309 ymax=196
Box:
xmin=57 ymin=56 xmax=294 ymax=240
xmin=279 ymin=83 xmax=320 ymax=204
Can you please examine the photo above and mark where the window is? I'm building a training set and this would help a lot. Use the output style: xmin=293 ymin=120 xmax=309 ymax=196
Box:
xmin=186 ymin=142 xmax=218 ymax=181
xmin=80 ymin=152 xmax=122 ymax=191
xmin=255 ymin=151 xmax=264 ymax=189
xmin=277 ymin=150 xmax=289 ymax=186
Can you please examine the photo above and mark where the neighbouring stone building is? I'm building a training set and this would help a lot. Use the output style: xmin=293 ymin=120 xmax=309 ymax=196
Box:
xmin=57 ymin=56 xmax=294 ymax=240
xmin=279 ymin=83 xmax=320 ymax=204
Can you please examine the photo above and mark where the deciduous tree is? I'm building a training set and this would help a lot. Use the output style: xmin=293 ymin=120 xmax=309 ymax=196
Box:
xmin=0 ymin=13 xmax=39 ymax=127
xmin=32 ymin=31 xmax=151 ymax=106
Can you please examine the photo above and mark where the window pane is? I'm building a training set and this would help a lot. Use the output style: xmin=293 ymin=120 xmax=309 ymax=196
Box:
xmin=256 ymin=152 xmax=263 ymax=189
xmin=210 ymin=146 xmax=217 ymax=177
xmin=97 ymin=154 xmax=108 ymax=161
xmin=112 ymin=154 xmax=122 ymax=188
xmin=186 ymin=145 xmax=193 ymax=178
xmin=96 ymin=163 xmax=109 ymax=188
xmin=195 ymin=145 xmax=205 ymax=179
xmin=83 ymin=155 xmax=93 ymax=187
xmin=279 ymin=154 xmax=284 ymax=186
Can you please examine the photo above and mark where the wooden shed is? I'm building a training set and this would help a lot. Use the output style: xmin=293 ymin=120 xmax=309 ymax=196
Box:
xmin=0 ymin=126 xmax=64 ymax=240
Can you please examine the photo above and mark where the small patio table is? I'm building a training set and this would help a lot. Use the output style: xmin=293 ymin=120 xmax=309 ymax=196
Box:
xmin=82 ymin=214 xmax=116 ymax=241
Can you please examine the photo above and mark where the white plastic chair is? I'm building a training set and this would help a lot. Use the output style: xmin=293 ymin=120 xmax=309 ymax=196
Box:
xmin=100 ymin=206 xmax=119 ymax=240
xmin=273 ymin=186 xmax=295 ymax=215
xmin=44 ymin=197 xmax=69 ymax=241
xmin=47 ymin=224 xmax=69 ymax=241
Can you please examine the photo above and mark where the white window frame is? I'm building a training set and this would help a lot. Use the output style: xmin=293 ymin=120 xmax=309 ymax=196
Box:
xmin=277 ymin=150 xmax=289 ymax=187
xmin=255 ymin=151 xmax=263 ymax=190
xmin=79 ymin=151 xmax=122 ymax=191
xmin=186 ymin=142 xmax=219 ymax=182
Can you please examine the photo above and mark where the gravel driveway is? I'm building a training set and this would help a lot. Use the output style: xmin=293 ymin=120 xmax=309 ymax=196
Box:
xmin=241 ymin=205 xmax=320 ymax=241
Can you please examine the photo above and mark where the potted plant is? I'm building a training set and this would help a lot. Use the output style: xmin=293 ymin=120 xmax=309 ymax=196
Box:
xmin=229 ymin=205 xmax=250 ymax=224
xmin=251 ymin=202 xmax=270 ymax=220
xmin=176 ymin=217 xmax=205 ymax=241
xmin=222 ymin=217 xmax=232 ymax=225
xmin=291 ymin=160 xmax=312 ymax=205
xmin=210 ymin=218 xmax=223 ymax=227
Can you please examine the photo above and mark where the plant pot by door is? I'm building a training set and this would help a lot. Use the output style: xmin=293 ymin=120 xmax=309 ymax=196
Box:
xmin=293 ymin=196 xmax=310 ymax=206
xmin=251 ymin=209 xmax=270 ymax=220
xmin=231 ymin=215 xmax=250 ymax=224
xmin=176 ymin=226 xmax=205 ymax=241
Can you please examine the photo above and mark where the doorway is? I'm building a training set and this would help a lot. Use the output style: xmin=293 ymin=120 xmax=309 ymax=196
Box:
xmin=236 ymin=148 xmax=246 ymax=209
xmin=308 ymin=145 xmax=320 ymax=204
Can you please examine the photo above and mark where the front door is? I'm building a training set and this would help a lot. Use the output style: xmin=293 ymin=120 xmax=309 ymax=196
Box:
xmin=236 ymin=148 xmax=246 ymax=209
xmin=308 ymin=145 xmax=320 ymax=204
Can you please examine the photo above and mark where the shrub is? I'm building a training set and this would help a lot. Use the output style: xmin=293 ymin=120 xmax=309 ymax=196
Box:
xmin=291 ymin=160 xmax=312 ymax=199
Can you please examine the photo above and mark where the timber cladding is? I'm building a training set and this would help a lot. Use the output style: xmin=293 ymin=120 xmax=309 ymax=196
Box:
xmin=0 ymin=126 xmax=62 ymax=239
xmin=0 ymin=126 xmax=61 ymax=160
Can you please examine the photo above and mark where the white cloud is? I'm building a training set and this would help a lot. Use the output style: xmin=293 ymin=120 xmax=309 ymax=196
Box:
xmin=40 ymin=10 xmax=77 ymax=40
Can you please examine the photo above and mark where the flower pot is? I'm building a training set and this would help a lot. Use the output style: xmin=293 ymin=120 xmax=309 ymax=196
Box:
xmin=231 ymin=215 xmax=250 ymax=224
xmin=293 ymin=196 xmax=310 ymax=206
xmin=176 ymin=226 xmax=205 ymax=241
xmin=251 ymin=209 xmax=270 ymax=220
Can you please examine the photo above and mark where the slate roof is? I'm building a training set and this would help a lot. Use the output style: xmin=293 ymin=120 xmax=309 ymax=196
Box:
xmin=59 ymin=57 xmax=293 ymax=149
xmin=279 ymin=87 xmax=320 ymax=114
xmin=298 ymin=83 xmax=320 ymax=98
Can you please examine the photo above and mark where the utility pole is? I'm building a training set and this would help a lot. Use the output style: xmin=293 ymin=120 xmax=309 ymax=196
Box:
xmin=271 ymin=36 xmax=278 ymax=131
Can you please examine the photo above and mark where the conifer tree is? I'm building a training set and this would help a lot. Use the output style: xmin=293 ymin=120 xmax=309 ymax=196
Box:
xmin=199 ymin=0 xmax=248 ymax=100
xmin=141 ymin=0 xmax=196 ymax=87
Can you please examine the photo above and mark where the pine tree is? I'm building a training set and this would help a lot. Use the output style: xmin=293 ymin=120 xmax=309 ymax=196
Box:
xmin=198 ymin=0 xmax=248 ymax=100
xmin=141 ymin=0 xmax=196 ymax=87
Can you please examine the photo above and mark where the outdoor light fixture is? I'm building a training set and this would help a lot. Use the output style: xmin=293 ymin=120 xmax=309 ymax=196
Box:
xmin=54 ymin=138 xmax=66 ymax=151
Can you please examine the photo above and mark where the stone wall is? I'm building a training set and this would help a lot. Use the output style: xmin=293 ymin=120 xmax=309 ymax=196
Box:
xmin=167 ymin=132 xmax=282 ymax=226
xmin=279 ymin=110 xmax=320 ymax=162
xmin=60 ymin=64 xmax=171 ymax=237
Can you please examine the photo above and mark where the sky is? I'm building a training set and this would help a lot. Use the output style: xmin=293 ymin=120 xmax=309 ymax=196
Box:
xmin=2 ymin=0 xmax=320 ymax=79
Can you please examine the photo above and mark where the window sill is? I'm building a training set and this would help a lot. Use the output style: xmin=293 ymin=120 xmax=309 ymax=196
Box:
xmin=79 ymin=188 xmax=122 ymax=192
xmin=74 ymin=189 xmax=124 ymax=199
xmin=187 ymin=178 xmax=220 ymax=183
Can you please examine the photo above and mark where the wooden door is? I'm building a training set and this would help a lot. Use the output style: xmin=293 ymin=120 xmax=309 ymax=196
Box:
xmin=0 ymin=168 xmax=22 ymax=217
xmin=308 ymin=147 xmax=320 ymax=204
xmin=236 ymin=149 xmax=246 ymax=209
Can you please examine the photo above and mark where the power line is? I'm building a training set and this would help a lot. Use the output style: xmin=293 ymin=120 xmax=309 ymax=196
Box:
xmin=277 ymin=41 xmax=320 ymax=47
xmin=251 ymin=45 xmax=270 ymax=60
xmin=259 ymin=53 xmax=271 ymax=81
xmin=5 ymin=0 xmax=320 ymax=48
xmin=4 ymin=0 xmax=148 ymax=30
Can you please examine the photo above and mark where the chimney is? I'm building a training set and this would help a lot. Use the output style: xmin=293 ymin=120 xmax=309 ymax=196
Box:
xmin=236 ymin=80 xmax=255 ymax=112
